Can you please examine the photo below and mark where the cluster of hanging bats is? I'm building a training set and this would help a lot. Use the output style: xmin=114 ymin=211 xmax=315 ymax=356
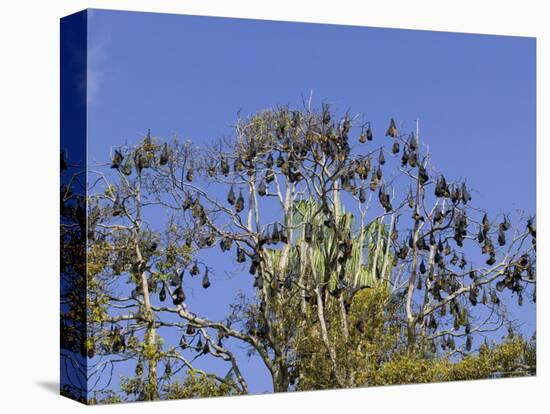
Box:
xmin=100 ymin=106 xmax=536 ymax=355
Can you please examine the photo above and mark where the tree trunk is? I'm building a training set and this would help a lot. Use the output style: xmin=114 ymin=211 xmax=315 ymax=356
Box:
xmin=145 ymin=326 xmax=158 ymax=400
xmin=272 ymin=362 xmax=290 ymax=392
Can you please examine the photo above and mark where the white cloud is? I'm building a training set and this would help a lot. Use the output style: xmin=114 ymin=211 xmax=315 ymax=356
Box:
xmin=86 ymin=10 xmax=111 ymax=106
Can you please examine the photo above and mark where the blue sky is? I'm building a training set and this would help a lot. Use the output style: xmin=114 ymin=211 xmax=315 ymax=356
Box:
xmin=84 ymin=9 xmax=536 ymax=396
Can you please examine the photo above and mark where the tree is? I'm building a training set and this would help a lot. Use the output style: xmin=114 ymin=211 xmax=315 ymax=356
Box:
xmin=60 ymin=151 xmax=88 ymax=402
xmin=61 ymin=103 xmax=536 ymax=403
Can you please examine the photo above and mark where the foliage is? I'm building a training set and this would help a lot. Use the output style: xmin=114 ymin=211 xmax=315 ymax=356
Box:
xmin=373 ymin=334 xmax=536 ymax=386
xmin=163 ymin=371 xmax=239 ymax=399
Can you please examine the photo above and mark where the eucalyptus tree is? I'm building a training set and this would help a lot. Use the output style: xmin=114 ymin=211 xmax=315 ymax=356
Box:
xmin=72 ymin=103 xmax=536 ymax=401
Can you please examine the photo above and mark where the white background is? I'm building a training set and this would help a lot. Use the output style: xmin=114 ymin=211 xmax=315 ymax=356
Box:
xmin=0 ymin=0 xmax=547 ymax=412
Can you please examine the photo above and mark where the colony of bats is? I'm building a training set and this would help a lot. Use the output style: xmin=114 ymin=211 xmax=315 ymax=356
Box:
xmin=61 ymin=104 xmax=536 ymax=378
